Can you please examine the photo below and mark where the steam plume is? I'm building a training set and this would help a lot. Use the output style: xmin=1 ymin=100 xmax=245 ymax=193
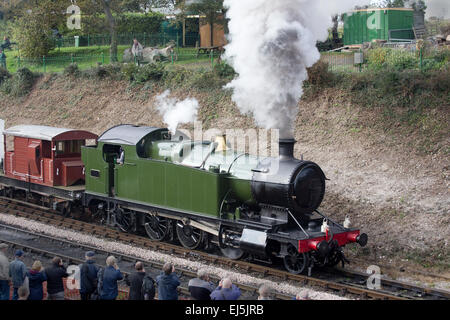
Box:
xmin=223 ymin=0 xmax=370 ymax=138
xmin=156 ymin=90 xmax=199 ymax=134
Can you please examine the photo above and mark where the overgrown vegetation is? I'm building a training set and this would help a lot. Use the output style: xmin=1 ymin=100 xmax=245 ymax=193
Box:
xmin=366 ymin=47 xmax=450 ymax=71
xmin=0 ymin=67 xmax=36 ymax=97
xmin=0 ymin=67 xmax=11 ymax=86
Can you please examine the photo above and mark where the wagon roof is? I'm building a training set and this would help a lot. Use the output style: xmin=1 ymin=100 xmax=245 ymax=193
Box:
xmin=3 ymin=125 xmax=98 ymax=141
xmin=97 ymin=124 xmax=163 ymax=145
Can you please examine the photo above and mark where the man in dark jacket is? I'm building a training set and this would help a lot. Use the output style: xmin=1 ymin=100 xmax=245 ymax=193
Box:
xmin=9 ymin=250 xmax=26 ymax=300
xmin=188 ymin=269 xmax=215 ymax=300
xmin=156 ymin=262 xmax=180 ymax=300
xmin=80 ymin=251 xmax=99 ymax=300
xmin=45 ymin=256 xmax=69 ymax=300
xmin=99 ymin=256 xmax=123 ymax=300
xmin=125 ymin=261 xmax=146 ymax=300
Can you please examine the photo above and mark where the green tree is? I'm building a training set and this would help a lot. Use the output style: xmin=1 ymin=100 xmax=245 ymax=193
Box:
xmin=12 ymin=0 xmax=67 ymax=58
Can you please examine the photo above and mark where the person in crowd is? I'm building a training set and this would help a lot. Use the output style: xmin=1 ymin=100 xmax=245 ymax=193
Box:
xmin=257 ymin=284 xmax=272 ymax=300
xmin=0 ymin=243 xmax=10 ymax=300
xmin=156 ymin=262 xmax=180 ymax=300
xmin=125 ymin=261 xmax=147 ymax=300
xmin=131 ymin=38 xmax=143 ymax=65
xmin=99 ymin=255 xmax=123 ymax=300
xmin=9 ymin=249 xmax=26 ymax=300
xmin=295 ymin=289 xmax=311 ymax=300
xmin=0 ymin=48 xmax=6 ymax=70
xmin=210 ymin=278 xmax=241 ymax=300
xmin=27 ymin=260 xmax=47 ymax=300
xmin=17 ymin=285 xmax=29 ymax=300
xmin=45 ymin=256 xmax=69 ymax=300
xmin=80 ymin=251 xmax=99 ymax=300
xmin=188 ymin=269 xmax=215 ymax=300
xmin=141 ymin=271 xmax=156 ymax=300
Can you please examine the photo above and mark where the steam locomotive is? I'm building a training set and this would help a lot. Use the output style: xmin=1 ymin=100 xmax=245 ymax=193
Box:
xmin=0 ymin=124 xmax=367 ymax=274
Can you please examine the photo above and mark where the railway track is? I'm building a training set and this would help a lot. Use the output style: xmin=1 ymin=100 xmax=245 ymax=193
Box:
xmin=0 ymin=196 xmax=448 ymax=300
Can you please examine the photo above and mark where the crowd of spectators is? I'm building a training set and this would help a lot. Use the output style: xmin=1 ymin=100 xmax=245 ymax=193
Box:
xmin=0 ymin=242 xmax=311 ymax=301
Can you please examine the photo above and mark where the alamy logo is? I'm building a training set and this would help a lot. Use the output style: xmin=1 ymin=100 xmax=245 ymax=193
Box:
xmin=66 ymin=265 xmax=81 ymax=290
xmin=67 ymin=4 xmax=81 ymax=30
xmin=366 ymin=265 xmax=381 ymax=290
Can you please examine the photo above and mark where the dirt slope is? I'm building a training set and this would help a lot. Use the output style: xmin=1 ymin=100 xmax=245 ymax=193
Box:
xmin=0 ymin=74 xmax=448 ymax=281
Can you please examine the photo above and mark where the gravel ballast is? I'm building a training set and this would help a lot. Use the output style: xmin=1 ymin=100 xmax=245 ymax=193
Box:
xmin=0 ymin=213 xmax=349 ymax=300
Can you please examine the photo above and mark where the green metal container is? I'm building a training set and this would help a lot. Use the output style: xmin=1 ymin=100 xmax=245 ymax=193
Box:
xmin=343 ymin=8 xmax=415 ymax=45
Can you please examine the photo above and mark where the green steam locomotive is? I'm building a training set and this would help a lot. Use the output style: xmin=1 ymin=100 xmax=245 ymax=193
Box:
xmin=81 ymin=124 xmax=367 ymax=274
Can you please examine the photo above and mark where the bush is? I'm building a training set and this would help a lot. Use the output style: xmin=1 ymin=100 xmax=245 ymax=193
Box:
xmin=0 ymin=67 xmax=35 ymax=97
xmin=306 ymin=60 xmax=334 ymax=86
xmin=0 ymin=67 xmax=11 ymax=86
xmin=388 ymin=52 xmax=417 ymax=71
xmin=213 ymin=62 xmax=236 ymax=79
xmin=65 ymin=12 xmax=165 ymax=37
xmin=134 ymin=62 xmax=166 ymax=83
xmin=120 ymin=63 xmax=139 ymax=81
xmin=366 ymin=47 xmax=391 ymax=69
xmin=63 ymin=63 xmax=79 ymax=76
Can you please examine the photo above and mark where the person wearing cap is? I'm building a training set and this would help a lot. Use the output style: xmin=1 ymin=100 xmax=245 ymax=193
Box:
xmin=80 ymin=251 xmax=99 ymax=300
xmin=0 ymin=243 xmax=11 ymax=300
xmin=9 ymin=249 xmax=26 ymax=300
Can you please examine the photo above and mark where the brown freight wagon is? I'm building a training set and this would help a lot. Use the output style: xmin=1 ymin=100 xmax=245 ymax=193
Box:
xmin=3 ymin=125 xmax=97 ymax=187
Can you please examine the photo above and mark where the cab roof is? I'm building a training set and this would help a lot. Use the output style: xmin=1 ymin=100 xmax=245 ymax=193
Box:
xmin=97 ymin=124 xmax=165 ymax=146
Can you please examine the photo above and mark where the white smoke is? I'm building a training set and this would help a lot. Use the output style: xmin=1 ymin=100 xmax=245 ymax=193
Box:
xmin=223 ymin=0 xmax=370 ymax=138
xmin=155 ymin=90 xmax=199 ymax=134
xmin=425 ymin=0 xmax=450 ymax=19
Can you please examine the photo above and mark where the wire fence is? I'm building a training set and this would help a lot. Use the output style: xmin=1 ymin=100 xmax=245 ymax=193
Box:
xmin=3 ymin=49 xmax=223 ymax=74
xmin=53 ymin=32 xmax=199 ymax=49
xmin=1 ymin=44 xmax=444 ymax=75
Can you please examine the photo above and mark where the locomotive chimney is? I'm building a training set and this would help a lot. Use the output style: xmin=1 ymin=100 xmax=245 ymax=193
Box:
xmin=279 ymin=138 xmax=296 ymax=159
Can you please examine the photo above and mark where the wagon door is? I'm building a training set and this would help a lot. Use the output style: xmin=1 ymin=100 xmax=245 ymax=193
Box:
xmin=26 ymin=141 xmax=41 ymax=178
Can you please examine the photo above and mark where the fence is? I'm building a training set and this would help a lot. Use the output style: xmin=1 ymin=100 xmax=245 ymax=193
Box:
xmin=53 ymin=32 xmax=200 ymax=49
xmin=320 ymin=45 xmax=441 ymax=73
xmin=3 ymin=47 xmax=223 ymax=74
xmin=2 ymin=45 xmax=444 ymax=75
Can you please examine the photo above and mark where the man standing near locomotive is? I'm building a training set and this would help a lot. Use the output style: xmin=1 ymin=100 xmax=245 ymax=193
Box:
xmin=9 ymin=249 xmax=26 ymax=300
xmin=45 ymin=256 xmax=69 ymax=300
xmin=0 ymin=243 xmax=11 ymax=300
xmin=156 ymin=262 xmax=180 ymax=300
xmin=188 ymin=269 xmax=215 ymax=300
xmin=99 ymin=255 xmax=123 ymax=300
xmin=210 ymin=278 xmax=241 ymax=300
xmin=80 ymin=251 xmax=99 ymax=300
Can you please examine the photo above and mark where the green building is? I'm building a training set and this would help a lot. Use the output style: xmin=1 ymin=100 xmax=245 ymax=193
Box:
xmin=343 ymin=8 xmax=419 ymax=45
